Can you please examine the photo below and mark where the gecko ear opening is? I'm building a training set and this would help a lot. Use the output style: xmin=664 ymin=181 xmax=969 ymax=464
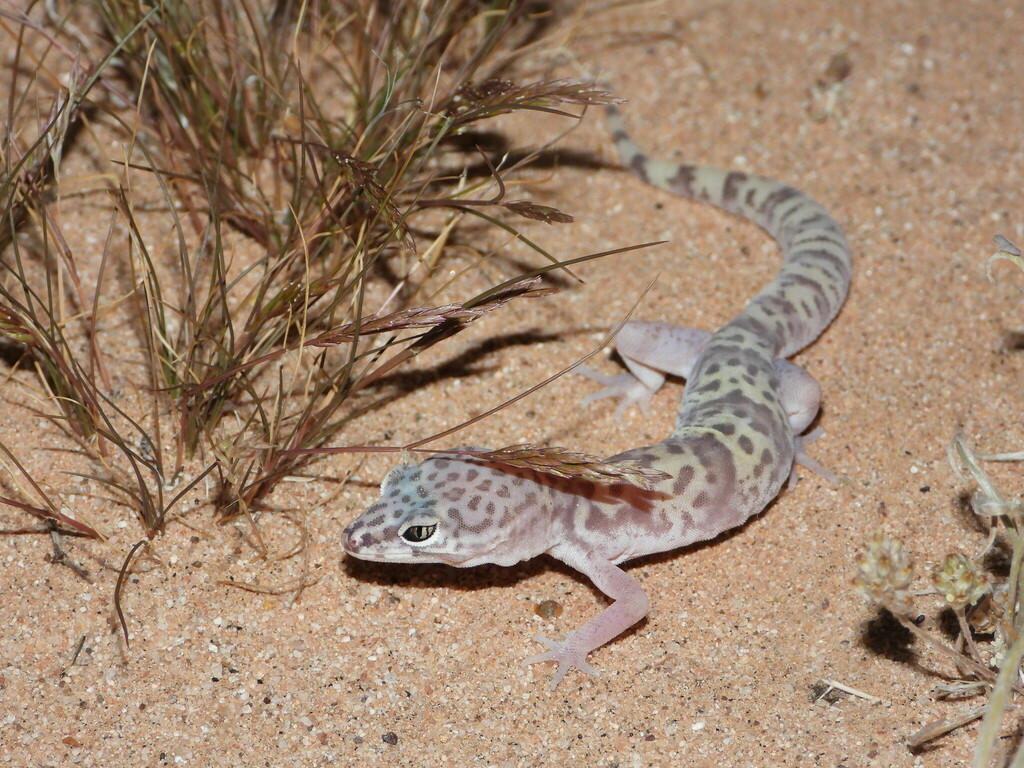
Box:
xmin=401 ymin=524 xmax=437 ymax=543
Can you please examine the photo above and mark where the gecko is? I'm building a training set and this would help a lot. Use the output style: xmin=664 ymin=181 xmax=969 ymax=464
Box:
xmin=342 ymin=103 xmax=852 ymax=688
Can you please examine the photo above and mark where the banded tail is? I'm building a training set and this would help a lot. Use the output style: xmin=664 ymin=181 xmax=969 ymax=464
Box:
xmin=607 ymin=104 xmax=852 ymax=357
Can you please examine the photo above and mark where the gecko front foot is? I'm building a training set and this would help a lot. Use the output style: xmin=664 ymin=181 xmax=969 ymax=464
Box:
xmin=790 ymin=427 xmax=838 ymax=488
xmin=578 ymin=368 xmax=654 ymax=417
xmin=523 ymin=632 xmax=600 ymax=689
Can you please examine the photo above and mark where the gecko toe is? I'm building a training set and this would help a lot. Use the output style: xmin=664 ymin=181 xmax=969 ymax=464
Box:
xmin=523 ymin=633 xmax=601 ymax=689
xmin=578 ymin=368 xmax=654 ymax=416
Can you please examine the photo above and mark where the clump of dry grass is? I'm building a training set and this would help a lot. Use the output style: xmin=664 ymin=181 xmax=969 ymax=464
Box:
xmin=0 ymin=1 xmax=624 ymax=622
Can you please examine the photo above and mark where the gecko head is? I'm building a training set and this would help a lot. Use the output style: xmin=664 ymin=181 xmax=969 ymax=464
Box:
xmin=342 ymin=451 xmax=537 ymax=568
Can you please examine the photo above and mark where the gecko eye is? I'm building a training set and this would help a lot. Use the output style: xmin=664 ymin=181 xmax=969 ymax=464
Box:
xmin=401 ymin=524 xmax=437 ymax=543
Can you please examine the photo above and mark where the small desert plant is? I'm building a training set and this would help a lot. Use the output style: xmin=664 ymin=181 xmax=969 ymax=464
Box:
xmin=854 ymin=236 xmax=1024 ymax=766
xmin=0 ymin=1 xmax=624 ymax=619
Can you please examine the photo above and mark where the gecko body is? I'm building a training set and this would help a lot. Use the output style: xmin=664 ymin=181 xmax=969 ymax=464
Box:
xmin=342 ymin=105 xmax=852 ymax=688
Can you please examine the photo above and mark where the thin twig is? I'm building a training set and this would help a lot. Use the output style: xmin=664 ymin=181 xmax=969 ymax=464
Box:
xmin=47 ymin=521 xmax=91 ymax=582
xmin=60 ymin=635 xmax=87 ymax=678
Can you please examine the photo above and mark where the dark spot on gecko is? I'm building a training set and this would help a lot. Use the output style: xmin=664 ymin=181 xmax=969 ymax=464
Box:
xmin=748 ymin=418 xmax=772 ymax=437
xmin=451 ymin=507 xmax=494 ymax=534
xmin=467 ymin=495 xmax=481 ymax=511
xmin=465 ymin=469 xmax=479 ymax=482
xmin=810 ymin=231 xmax=848 ymax=252
xmin=722 ymin=171 xmax=749 ymax=205
xmin=692 ymin=490 xmax=712 ymax=509
xmin=354 ymin=531 xmax=378 ymax=548
xmin=630 ymin=154 xmax=651 ymax=183
xmin=667 ymin=164 xmax=697 ymax=196
xmin=497 ymin=485 xmax=510 ymax=499
xmin=366 ymin=514 xmax=385 ymax=528
xmin=447 ymin=472 xmax=460 ymax=481
xmin=665 ymin=442 xmax=685 ymax=454
xmin=804 ymin=250 xmax=851 ymax=280
xmin=759 ymin=187 xmax=801 ymax=222
xmin=753 ymin=448 xmax=774 ymax=479
xmin=712 ymin=423 xmax=736 ymax=436
xmin=789 ymin=212 xmax=835 ymax=231
xmin=486 ymin=501 xmax=495 ymax=515
xmin=738 ymin=435 xmax=755 ymax=455
xmin=588 ymin=502 xmax=621 ymax=534
xmin=673 ymin=465 xmax=695 ymax=495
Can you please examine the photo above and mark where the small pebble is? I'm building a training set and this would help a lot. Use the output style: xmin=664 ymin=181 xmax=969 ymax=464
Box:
xmin=534 ymin=600 xmax=563 ymax=619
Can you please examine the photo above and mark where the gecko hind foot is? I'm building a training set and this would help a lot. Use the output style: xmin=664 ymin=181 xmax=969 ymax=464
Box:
xmin=578 ymin=367 xmax=654 ymax=417
xmin=523 ymin=632 xmax=600 ymax=689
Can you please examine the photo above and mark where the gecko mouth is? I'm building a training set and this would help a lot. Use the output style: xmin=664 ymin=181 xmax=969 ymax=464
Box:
xmin=341 ymin=527 xmax=435 ymax=563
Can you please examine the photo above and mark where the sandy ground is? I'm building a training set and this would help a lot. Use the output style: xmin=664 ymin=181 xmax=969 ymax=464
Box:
xmin=4 ymin=1 xmax=1024 ymax=766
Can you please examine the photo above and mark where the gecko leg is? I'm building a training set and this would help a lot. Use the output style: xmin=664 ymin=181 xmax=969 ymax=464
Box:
xmin=524 ymin=545 xmax=649 ymax=689
xmin=580 ymin=322 xmax=711 ymax=416
xmin=774 ymin=360 xmax=836 ymax=485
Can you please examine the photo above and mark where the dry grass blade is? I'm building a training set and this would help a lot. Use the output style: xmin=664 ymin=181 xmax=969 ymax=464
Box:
xmin=445 ymin=78 xmax=622 ymax=125
xmin=0 ymin=440 xmax=98 ymax=536
xmin=184 ymin=276 xmax=548 ymax=395
xmin=310 ymin=276 xmax=548 ymax=347
xmin=113 ymin=539 xmax=148 ymax=649
xmin=907 ymin=705 xmax=987 ymax=750
xmin=456 ymin=444 xmax=670 ymax=490
xmin=502 ymin=200 xmax=575 ymax=223
xmin=0 ymin=495 xmax=97 ymax=537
